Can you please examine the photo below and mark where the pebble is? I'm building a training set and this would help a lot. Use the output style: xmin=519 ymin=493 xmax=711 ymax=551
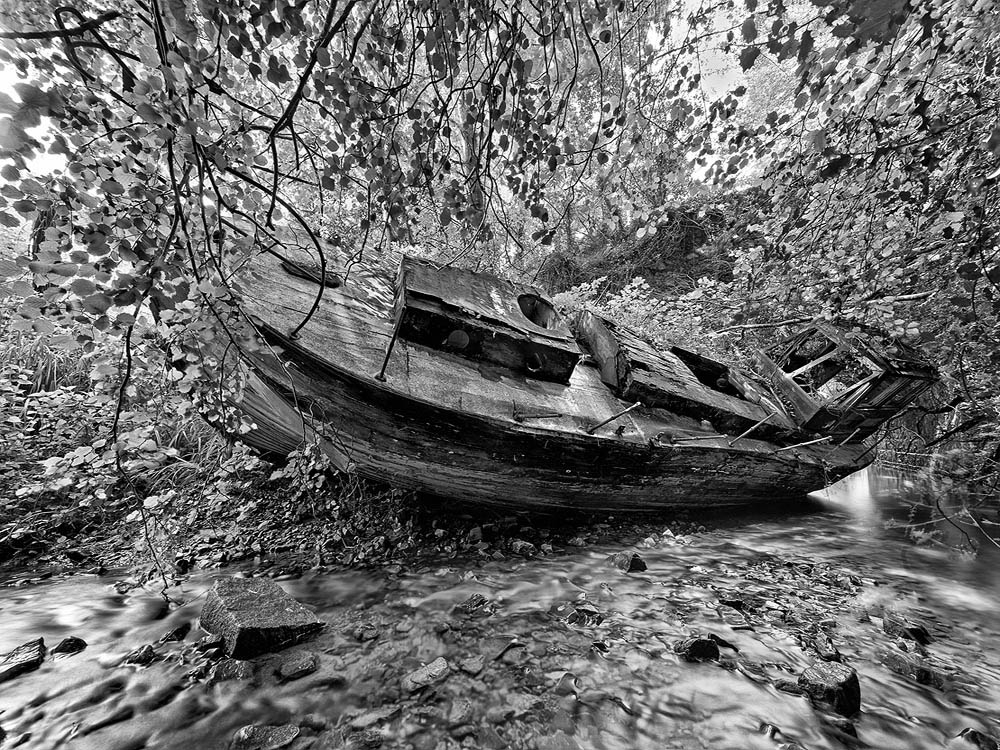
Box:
xmin=52 ymin=636 xmax=87 ymax=655
xmin=209 ymin=658 xmax=255 ymax=683
xmin=882 ymin=612 xmax=932 ymax=645
xmin=673 ymin=636 xmax=720 ymax=662
xmin=953 ymin=728 xmax=1000 ymax=750
xmin=230 ymin=724 xmax=300 ymax=750
xmin=123 ymin=644 xmax=156 ymax=666
xmin=797 ymin=662 xmax=861 ymax=716
xmin=458 ymin=655 xmax=485 ymax=675
xmin=277 ymin=651 xmax=318 ymax=681
xmin=401 ymin=657 xmax=450 ymax=691
xmin=0 ymin=638 xmax=46 ymax=683
xmin=510 ymin=540 xmax=536 ymax=556
xmin=607 ymin=551 xmax=647 ymax=573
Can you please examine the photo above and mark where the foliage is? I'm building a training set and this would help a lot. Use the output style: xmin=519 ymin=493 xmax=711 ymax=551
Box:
xmin=1 ymin=0 xmax=999 ymax=524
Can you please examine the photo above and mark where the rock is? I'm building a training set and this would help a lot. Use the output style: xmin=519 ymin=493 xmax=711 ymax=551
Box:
xmin=953 ymin=728 xmax=1000 ymax=750
xmin=707 ymin=633 xmax=739 ymax=652
xmin=458 ymin=655 xmax=485 ymax=675
xmin=351 ymin=729 xmax=384 ymax=748
xmin=813 ymin=634 xmax=841 ymax=662
xmin=882 ymin=612 xmax=932 ymax=645
xmin=200 ymin=577 xmax=324 ymax=659
xmin=52 ymin=636 xmax=87 ymax=655
xmin=607 ymin=551 xmax=647 ymax=573
xmin=467 ymin=526 xmax=483 ymax=543
xmin=299 ymin=714 xmax=328 ymax=731
xmin=124 ymin=644 xmax=156 ymax=666
xmin=673 ymin=636 xmax=720 ymax=662
xmin=510 ymin=539 xmax=536 ymax=556
xmin=797 ymin=662 xmax=861 ymax=716
xmin=880 ymin=649 xmax=949 ymax=689
xmin=161 ymin=622 xmax=192 ymax=642
xmin=209 ymin=658 xmax=255 ymax=683
xmin=454 ymin=593 xmax=491 ymax=616
xmin=401 ymin=657 xmax=450 ymax=691
xmin=276 ymin=651 xmax=318 ymax=681
xmin=196 ymin=635 xmax=226 ymax=652
xmin=230 ymin=724 xmax=300 ymax=750
xmin=486 ymin=706 xmax=514 ymax=724
xmin=352 ymin=623 xmax=379 ymax=642
xmin=0 ymin=638 xmax=45 ymax=684
xmin=568 ymin=537 xmax=586 ymax=547
xmin=774 ymin=679 xmax=806 ymax=696
xmin=448 ymin=698 xmax=474 ymax=726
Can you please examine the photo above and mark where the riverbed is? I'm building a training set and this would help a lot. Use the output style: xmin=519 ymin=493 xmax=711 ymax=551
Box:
xmin=1 ymin=470 xmax=998 ymax=750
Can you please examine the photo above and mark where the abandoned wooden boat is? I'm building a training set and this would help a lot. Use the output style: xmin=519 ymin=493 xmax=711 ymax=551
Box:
xmin=233 ymin=248 xmax=937 ymax=511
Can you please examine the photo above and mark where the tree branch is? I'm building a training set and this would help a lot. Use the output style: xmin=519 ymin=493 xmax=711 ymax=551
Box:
xmin=0 ymin=10 xmax=121 ymax=40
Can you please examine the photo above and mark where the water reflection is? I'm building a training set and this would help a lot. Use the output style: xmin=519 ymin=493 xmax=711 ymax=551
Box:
xmin=0 ymin=468 xmax=998 ymax=749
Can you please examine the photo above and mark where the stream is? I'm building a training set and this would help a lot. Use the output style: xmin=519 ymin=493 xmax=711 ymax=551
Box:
xmin=0 ymin=469 xmax=998 ymax=750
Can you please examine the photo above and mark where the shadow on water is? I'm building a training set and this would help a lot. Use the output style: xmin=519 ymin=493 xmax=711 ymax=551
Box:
xmin=0 ymin=466 xmax=998 ymax=749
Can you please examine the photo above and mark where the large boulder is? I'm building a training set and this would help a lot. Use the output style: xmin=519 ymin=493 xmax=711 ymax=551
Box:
xmin=200 ymin=577 xmax=324 ymax=659
xmin=0 ymin=638 xmax=45 ymax=684
xmin=797 ymin=662 xmax=861 ymax=716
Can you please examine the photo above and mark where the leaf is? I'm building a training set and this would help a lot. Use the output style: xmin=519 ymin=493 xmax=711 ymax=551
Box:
xmin=741 ymin=17 xmax=757 ymax=42
xmin=165 ymin=0 xmax=198 ymax=47
xmin=740 ymin=47 xmax=760 ymax=71
xmin=101 ymin=180 xmax=125 ymax=196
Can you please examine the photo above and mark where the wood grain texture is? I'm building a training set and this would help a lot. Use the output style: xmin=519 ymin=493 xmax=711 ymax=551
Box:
xmin=234 ymin=248 xmax=872 ymax=510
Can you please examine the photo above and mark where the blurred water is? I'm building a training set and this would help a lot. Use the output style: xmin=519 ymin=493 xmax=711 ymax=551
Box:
xmin=0 ymin=469 xmax=997 ymax=749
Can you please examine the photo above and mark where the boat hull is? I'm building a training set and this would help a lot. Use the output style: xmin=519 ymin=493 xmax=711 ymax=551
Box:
xmin=245 ymin=341 xmax=861 ymax=512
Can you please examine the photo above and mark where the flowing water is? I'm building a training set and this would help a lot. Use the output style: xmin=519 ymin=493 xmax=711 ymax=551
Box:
xmin=1 ymin=470 xmax=998 ymax=750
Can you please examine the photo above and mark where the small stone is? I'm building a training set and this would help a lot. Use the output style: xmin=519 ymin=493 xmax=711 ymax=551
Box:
xmin=199 ymin=577 xmax=324 ymax=659
xmin=353 ymin=728 xmax=384 ymax=748
xmin=209 ymin=658 xmax=255 ymax=683
xmin=813 ymin=634 xmax=841 ymax=662
xmin=954 ymin=728 xmax=1000 ymax=750
xmin=880 ymin=649 xmax=949 ymax=689
xmin=454 ymin=593 xmax=492 ymax=616
xmin=540 ymin=543 xmax=554 ymax=554
xmin=673 ymin=636 xmax=719 ymax=662
xmin=0 ymin=638 xmax=45 ymax=684
xmin=402 ymin=657 xmax=450 ymax=691
xmin=467 ymin=527 xmax=483 ymax=543
xmin=277 ymin=651 xmax=318 ymax=681
xmin=352 ymin=623 xmax=379 ymax=642
xmin=299 ymin=714 xmax=329 ymax=731
xmin=707 ymin=633 xmax=739 ymax=652
xmin=448 ymin=698 xmax=474 ymax=726
xmin=458 ymin=655 xmax=485 ymax=675
xmin=882 ymin=612 xmax=932 ymax=645
xmin=52 ymin=636 xmax=87 ymax=655
xmin=486 ymin=706 xmax=514 ymax=724
xmin=124 ymin=644 xmax=156 ymax=666
xmin=230 ymin=724 xmax=300 ymax=750
xmin=197 ymin=635 xmax=226 ymax=652
xmin=161 ymin=622 xmax=192 ymax=642
xmin=774 ymin=679 xmax=806 ymax=696
xmin=607 ymin=551 xmax=647 ymax=573
xmin=568 ymin=537 xmax=586 ymax=547
xmin=797 ymin=662 xmax=861 ymax=716
xmin=510 ymin=540 xmax=536 ymax=556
